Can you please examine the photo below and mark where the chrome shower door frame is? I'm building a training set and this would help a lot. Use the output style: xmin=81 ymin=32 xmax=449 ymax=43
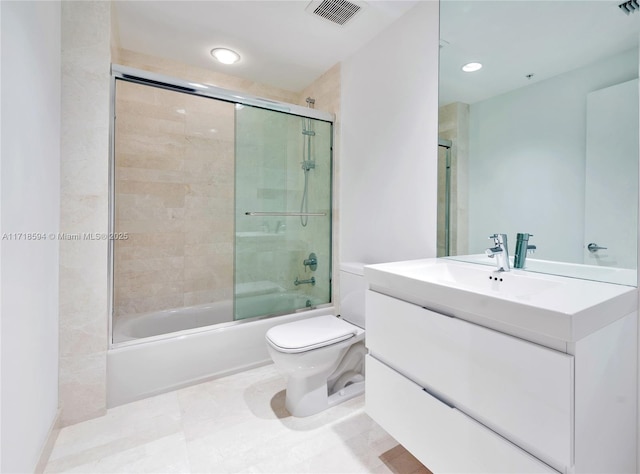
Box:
xmin=108 ymin=65 xmax=335 ymax=347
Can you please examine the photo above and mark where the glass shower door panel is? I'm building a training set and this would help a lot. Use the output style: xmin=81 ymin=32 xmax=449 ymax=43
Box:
xmin=112 ymin=80 xmax=236 ymax=342
xmin=235 ymin=105 xmax=332 ymax=320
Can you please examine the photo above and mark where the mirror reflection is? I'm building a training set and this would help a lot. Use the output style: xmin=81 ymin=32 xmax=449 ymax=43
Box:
xmin=438 ymin=0 xmax=640 ymax=286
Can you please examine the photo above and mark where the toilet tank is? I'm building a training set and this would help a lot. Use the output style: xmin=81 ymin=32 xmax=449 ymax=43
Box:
xmin=339 ymin=262 xmax=367 ymax=329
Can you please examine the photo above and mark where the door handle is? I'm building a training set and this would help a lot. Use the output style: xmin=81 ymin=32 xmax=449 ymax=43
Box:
xmin=587 ymin=243 xmax=608 ymax=253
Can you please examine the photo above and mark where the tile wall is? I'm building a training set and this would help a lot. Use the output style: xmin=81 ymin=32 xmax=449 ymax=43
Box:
xmin=114 ymin=81 xmax=235 ymax=319
xmin=234 ymin=107 xmax=333 ymax=316
xmin=112 ymin=50 xmax=340 ymax=320
xmin=59 ymin=0 xmax=111 ymax=426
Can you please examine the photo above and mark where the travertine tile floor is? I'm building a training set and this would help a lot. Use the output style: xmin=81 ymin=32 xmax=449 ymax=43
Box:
xmin=45 ymin=364 xmax=431 ymax=474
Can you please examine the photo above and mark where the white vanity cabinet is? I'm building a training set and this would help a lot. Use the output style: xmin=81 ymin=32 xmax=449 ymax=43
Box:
xmin=365 ymin=286 xmax=637 ymax=474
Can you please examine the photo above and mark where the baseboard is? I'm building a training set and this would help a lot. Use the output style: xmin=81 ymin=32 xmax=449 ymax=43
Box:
xmin=34 ymin=408 xmax=62 ymax=474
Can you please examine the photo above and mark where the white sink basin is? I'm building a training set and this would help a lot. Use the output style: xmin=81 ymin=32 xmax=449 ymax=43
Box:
xmin=428 ymin=261 xmax=558 ymax=299
xmin=365 ymin=258 xmax=637 ymax=342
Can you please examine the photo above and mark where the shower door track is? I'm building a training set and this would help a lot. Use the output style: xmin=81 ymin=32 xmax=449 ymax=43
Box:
xmin=111 ymin=64 xmax=334 ymax=123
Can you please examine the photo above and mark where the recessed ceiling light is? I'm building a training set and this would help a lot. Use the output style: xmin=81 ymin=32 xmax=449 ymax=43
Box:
xmin=210 ymin=48 xmax=240 ymax=65
xmin=462 ymin=62 xmax=483 ymax=72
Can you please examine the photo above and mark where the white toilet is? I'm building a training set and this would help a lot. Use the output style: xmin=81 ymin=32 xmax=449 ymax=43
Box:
xmin=265 ymin=262 xmax=367 ymax=417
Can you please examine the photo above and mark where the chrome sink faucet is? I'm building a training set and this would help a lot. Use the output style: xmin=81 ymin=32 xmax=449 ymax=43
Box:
xmin=486 ymin=233 xmax=510 ymax=272
xmin=514 ymin=233 xmax=536 ymax=269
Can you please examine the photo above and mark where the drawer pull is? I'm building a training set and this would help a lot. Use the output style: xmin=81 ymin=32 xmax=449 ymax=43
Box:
xmin=423 ymin=388 xmax=455 ymax=409
xmin=421 ymin=306 xmax=455 ymax=318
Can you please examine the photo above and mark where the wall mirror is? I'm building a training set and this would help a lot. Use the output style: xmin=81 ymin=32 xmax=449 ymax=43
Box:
xmin=438 ymin=0 xmax=640 ymax=286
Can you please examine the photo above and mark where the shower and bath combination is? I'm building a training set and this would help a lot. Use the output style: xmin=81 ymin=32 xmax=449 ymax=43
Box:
xmin=108 ymin=65 xmax=334 ymax=406
xmin=110 ymin=66 xmax=333 ymax=343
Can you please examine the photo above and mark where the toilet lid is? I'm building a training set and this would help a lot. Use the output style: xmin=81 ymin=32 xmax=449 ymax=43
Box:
xmin=266 ymin=315 xmax=358 ymax=354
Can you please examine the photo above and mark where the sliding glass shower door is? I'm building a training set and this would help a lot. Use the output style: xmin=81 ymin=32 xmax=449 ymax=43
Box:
xmin=234 ymin=105 xmax=332 ymax=320
xmin=111 ymin=69 xmax=333 ymax=344
xmin=112 ymin=80 xmax=237 ymax=343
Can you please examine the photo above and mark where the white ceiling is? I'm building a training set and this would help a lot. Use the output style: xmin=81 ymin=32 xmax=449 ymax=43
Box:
xmin=113 ymin=1 xmax=640 ymax=102
xmin=440 ymin=0 xmax=640 ymax=105
xmin=113 ymin=0 xmax=419 ymax=92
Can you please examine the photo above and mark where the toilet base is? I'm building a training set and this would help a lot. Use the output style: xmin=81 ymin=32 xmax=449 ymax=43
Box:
xmin=285 ymin=374 xmax=365 ymax=417
xmin=285 ymin=373 xmax=330 ymax=417
xmin=327 ymin=379 xmax=365 ymax=408
xmin=284 ymin=344 xmax=367 ymax=417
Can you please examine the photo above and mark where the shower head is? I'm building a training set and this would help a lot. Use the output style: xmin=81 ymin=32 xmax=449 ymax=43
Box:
xmin=619 ymin=0 xmax=639 ymax=15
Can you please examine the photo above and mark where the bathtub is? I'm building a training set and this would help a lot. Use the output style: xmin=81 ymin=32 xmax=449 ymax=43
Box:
xmin=113 ymin=290 xmax=312 ymax=343
xmin=113 ymin=301 xmax=234 ymax=343
xmin=107 ymin=302 xmax=333 ymax=407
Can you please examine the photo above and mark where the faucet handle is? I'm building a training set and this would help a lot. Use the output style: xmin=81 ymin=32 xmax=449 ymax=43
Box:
xmin=517 ymin=233 xmax=534 ymax=239
xmin=488 ymin=233 xmax=507 ymax=244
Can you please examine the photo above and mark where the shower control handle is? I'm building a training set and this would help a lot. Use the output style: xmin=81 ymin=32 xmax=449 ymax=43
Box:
xmin=303 ymin=252 xmax=318 ymax=271
xmin=587 ymin=243 xmax=607 ymax=253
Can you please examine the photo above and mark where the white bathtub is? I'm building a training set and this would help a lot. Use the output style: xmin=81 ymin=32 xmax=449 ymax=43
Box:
xmin=107 ymin=303 xmax=334 ymax=407
xmin=113 ymin=292 xmax=314 ymax=343
xmin=113 ymin=301 xmax=234 ymax=343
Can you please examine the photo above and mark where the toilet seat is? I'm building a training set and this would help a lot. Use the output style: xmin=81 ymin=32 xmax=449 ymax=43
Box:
xmin=266 ymin=315 xmax=358 ymax=353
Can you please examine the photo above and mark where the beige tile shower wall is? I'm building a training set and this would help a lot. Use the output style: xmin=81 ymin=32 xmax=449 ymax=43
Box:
xmin=299 ymin=63 xmax=341 ymax=116
xmin=59 ymin=0 xmax=111 ymax=426
xmin=439 ymin=102 xmax=470 ymax=256
xmin=116 ymin=49 xmax=300 ymax=104
xmin=234 ymin=111 xmax=330 ymax=302
xmin=298 ymin=63 xmax=341 ymax=304
xmin=277 ymin=117 xmax=333 ymax=304
xmin=117 ymin=49 xmax=341 ymax=308
xmin=114 ymin=81 xmax=235 ymax=318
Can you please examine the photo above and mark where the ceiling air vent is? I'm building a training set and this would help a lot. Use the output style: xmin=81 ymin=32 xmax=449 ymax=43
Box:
xmin=619 ymin=0 xmax=639 ymax=15
xmin=306 ymin=0 xmax=363 ymax=26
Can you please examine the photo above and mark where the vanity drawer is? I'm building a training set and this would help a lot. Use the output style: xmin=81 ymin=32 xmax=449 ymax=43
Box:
xmin=366 ymin=355 xmax=559 ymax=473
xmin=366 ymin=290 xmax=574 ymax=470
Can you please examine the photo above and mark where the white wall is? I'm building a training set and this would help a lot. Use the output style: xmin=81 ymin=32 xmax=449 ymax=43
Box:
xmin=340 ymin=0 xmax=440 ymax=265
xmin=584 ymin=79 xmax=639 ymax=270
xmin=468 ymin=49 xmax=638 ymax=263
xmin=0 ymin=1 xmax=61 ymax=472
